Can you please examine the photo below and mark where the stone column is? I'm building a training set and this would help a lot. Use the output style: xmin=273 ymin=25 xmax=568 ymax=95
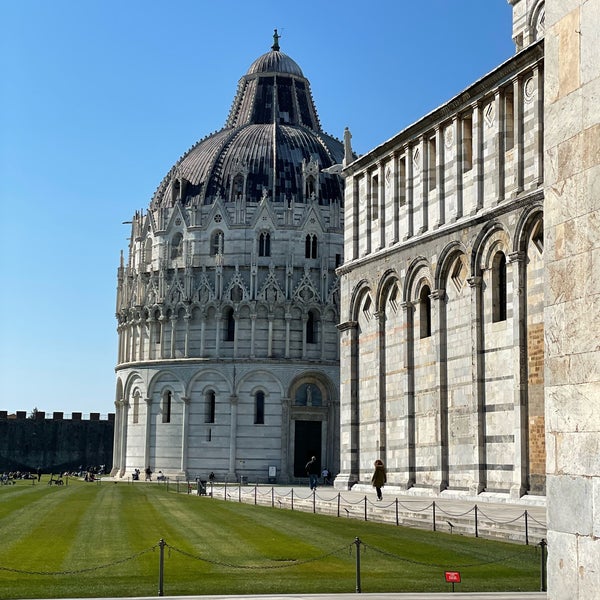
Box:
xmin=454 ymin=115 xmax=463 ymax=220
xmin=532 ymin=62 xmax=544 ymax=186
xmin=404 ymin=143 xmax=414 ymax=240
xmin=351 ymin=176 xmax=360 ymax=260
xmin=392 ymin=151 xmax=400 ymax=243
xmin=472 ymin=101 xmax=484 ymax=214
xmin=285 ymin=312 xmax=291 ymax=358
xmin=508 ymin=251 xmax=528 ymax=499
xmin=419 ymin=135 xmax=428 ymax=233
xmin=401 ymin=301 xmax=416 ymax=489
xmin=143 ymin=398 xmax=152 ymax=472
xmin=374 ymin=310 xmax=387 ymax=462
xmin=250 ymin=312 xmax=257 ymax=358
xmin=495 ymin=89 xmax=505 ymax=204
xmin=435 ymin=126 xmax=445 ymax=228
xmin=159 ymin=315 xmax=166 ymax=359
xmin=334 ymin=320 xmax=360 ymax=490
xmin=170 ymin=315 xmax=177 ymax=359
xmin=467 ymin=276 xmax=485 ymax=494
xmin=111 ymin=399 xmax=123 ymax=476
xmin=184 ymin=313 xmax=190 ymax=358
xmin=180 ymin=396 xmax=190 ymax=476
xmin=365 ymin=170 xmax=372 ymax=254
xmin=119 ymin=399 xmax=130 ymax=477
xmin=280 ymin=396 xmax=290 ymax=482
xmin=228 ymin=395 xmax=238 ymax=480
xmin=431 ymin=288 xmax=448 ymax=492
xmin=378 ymin=160 xmax=386 ymax=250
xmin=513 ymin=76 xmax=524 ymax=195
xmin=139 ymin=316 xmax=146 ymax=360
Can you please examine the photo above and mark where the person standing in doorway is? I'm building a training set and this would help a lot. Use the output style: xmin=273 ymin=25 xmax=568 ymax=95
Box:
xmin=305 ymin=456 xmax=319 ymax=490
xmin=371 ymin=459 xmax=386 ymax=500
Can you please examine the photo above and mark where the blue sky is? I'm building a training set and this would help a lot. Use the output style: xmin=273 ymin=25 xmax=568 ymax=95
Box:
xmin=0 ymin=1 xmax=515 ymax=416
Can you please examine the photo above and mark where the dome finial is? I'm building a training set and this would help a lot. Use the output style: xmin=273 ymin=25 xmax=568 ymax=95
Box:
xmin=271 ymin=28 xmax=280 ymax=51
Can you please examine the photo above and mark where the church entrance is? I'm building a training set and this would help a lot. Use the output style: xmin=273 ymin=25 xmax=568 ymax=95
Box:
xmin=293 ymin=420 xmax=321 ymax=477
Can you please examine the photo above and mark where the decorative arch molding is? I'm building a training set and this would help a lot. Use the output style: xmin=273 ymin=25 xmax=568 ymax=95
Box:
xmin=403 ymin=256 xmax=433 ymax=302
xmin=528 ymin=0 xmax=545 ymax=41
xmin=349 ymin=279 xmax=373 ymax=323
xmin=470 ymin=220 xmax=510 ymax=274
xmin=122 ymin=372 xmax=146 ymax=401
xmin=236 ymin=369 xmax=285 ymax=398
xmin=513 ymin=202 xmax=544 ymax=254
xmin=434 ymin=240 xmax=468 ymax=289
xmin=147 ymin=370 xmax=185 ymax=399
xmin=375 ymin=269 xmax=401 ymax=313
xmin=185 ymin=368 xmax=233 ymax=397
xmin=288 ymin=371 xmax=337 ymax=407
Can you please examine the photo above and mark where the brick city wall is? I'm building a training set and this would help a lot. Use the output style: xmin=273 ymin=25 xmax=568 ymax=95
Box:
xmin=0 ymin=411 xmax=114 ymax=473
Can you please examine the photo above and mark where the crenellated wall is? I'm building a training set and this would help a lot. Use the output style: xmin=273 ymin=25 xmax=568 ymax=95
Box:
xmin=0 ymin=412 xmax=114 ymax=473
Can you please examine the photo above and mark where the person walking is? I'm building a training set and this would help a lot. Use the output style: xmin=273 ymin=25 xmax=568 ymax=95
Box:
xmin=305 ymin=456 xmax=319 ymax=490
xmin=371 ymin=459 xmax=386 ymax=500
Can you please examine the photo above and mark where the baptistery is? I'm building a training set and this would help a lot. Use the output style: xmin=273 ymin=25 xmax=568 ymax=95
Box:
xmin=112 ymin=32 xmax=349 ymax=482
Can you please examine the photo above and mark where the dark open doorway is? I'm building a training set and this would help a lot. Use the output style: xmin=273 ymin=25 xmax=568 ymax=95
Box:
xmin=294 ymin=420 xmax=322 ymax=477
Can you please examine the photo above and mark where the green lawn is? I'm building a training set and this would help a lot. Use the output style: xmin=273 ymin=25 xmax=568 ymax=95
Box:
xmin=0 ymin=478 xmax=541 ymax=598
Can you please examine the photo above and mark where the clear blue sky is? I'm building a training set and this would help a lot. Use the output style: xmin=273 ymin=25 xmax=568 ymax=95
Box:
xmin=0 ymin=1 xmax=514 ymax=417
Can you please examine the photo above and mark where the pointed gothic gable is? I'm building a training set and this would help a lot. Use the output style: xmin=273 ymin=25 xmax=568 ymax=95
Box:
xmin=224 ymin=265 xmax=250 ymax=302
xmin=165 ymin=202 xmax=190 ymax=231
xmin=145 ymin=273 xmax=160 ymax=306
xmin=167 ymin=275 xmax=186 ymax=305
xmin=193 ymin=267 xmax=215 ymax=304
xmin=205 ymin=195 xmax=232 ymax=229
xmin=257 ymin=264 xmax=286 ymax=304
xmin=250 ymin=195 xmax=278 ymax=229
xmin=293 ymin=266 xmax=321 ymax=304
xmin=299 ymin=202 xmax=326 ymax=232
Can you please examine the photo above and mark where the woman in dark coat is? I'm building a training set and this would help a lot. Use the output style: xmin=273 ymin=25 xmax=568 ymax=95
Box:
xmin=371 ymin=459 xmax=386 ymax=500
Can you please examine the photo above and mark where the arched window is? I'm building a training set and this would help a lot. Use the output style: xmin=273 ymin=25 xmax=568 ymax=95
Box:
xmin=205 ymin=390 xmax=215 ymax=424
xmin=132 ymin=390 xmax=140 ymax=424
xmin=492 ymin=252 xmax=507 ymax=322
xmin=305 ymin=234 xmax=318 ymax=259
xmin=419 ymin=285 xmax=432 ymax=338
xmin=224 ymin=307 xmax=235 ymax=341
xmin=162 ymin=390 xmax=172 ymax=423
xmin=210 ymin=230 xmax=223 ymax=256
xmin=306 ymin=310 xmax=318 ymax=344
xmin=254 ymin=391 xmax=265 ymax=425
xmin=259 ymin=232 xmax=271 ymax=257
xmin=171 ymin=232 xmax=183 ymax=259
xmin=144 ymin=238 xmax=153 ymax=264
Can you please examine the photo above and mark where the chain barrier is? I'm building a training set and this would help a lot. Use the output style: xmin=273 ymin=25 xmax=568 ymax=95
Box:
xmin=360 ymin=540 xmax=533 ymax=569
xmin=176 ymin=483 xmax=547 ymax=545
xmin=0 ymin=545 xmax=159 ymax=576
xmin=164 ymin=541 xmax=351 ymax=570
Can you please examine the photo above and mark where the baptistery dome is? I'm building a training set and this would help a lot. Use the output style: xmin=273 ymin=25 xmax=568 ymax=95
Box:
xmin=112 ymin=31 xmax=349 ymax=484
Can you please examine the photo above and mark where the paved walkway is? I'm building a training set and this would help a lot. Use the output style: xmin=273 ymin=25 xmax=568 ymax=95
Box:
xmin=189 ymin=482 xmax=547 ymax=546
xmin=48 ymin=593 xmax=546 ymax=599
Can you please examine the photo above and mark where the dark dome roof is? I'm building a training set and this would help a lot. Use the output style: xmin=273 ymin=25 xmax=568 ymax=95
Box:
xmin=246 ymin=50 xmax=304 ymax=77
xmin=150 ymin=33 xmax=344 ymax=209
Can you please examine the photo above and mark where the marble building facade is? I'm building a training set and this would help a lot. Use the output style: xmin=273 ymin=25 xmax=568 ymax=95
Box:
xmin=336 ymin=1 xmax=546 ymax=498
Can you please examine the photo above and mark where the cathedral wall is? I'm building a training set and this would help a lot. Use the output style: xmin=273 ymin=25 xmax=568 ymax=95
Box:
xmin=338 ymin=41 xmax=545 ymax=496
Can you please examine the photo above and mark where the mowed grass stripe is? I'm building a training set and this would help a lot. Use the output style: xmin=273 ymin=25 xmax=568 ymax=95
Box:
xmin=0 ymin=481 xmax=540 ymax=598
xmin=0 ymin=484 xmax=92 ymax=564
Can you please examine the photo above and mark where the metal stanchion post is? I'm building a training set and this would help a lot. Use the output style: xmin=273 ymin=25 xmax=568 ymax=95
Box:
xmin=539 ymin=538 xmax=547 ymax=592
xmin=158 ymin=538 xmax=165 ymax=597
xmin=524 ymin=510 xmax=529 ymax=545
xmin=474 ymin=504 xmax=479 ymax=537
xmin=354 ymin=537 xmax=362 ymax=593
xmin=432 ymin=501 xmax=436 ymax=531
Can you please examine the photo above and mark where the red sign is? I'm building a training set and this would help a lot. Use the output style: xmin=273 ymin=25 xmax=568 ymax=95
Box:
xmin=445 ymin=571 xmax=461 ymax=583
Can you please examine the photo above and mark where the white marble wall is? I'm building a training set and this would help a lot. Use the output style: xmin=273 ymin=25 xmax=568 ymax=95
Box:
xmin=544 ymin=0 xmax=600 ymax=597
